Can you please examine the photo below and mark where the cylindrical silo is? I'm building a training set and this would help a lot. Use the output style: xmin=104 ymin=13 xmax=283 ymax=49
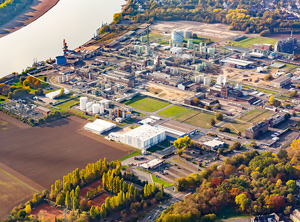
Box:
xmin=99 ymin=104 xmax=105 ymax=114
xmin=86 ymin=102 xmax=93 ymax=112
xmin=204 ymin=77 xmax=211 ymax=86
xmin=184 ymin=30 xmax=192 ymax=39
xmin=171 ymin=29 xmax=184 ymax=43
xmin=92 ymin=104 xmax=100 ymax=114
xmin=80 ymin=97 xmax=88 ymax=111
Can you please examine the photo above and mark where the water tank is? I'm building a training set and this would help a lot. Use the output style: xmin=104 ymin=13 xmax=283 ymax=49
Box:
xmin=184 ymin=30 xmax=193 ymax=39
xmin=204 ymin=77 xmax=211 ymax=86
xmin=86 ymin=102 xmax=93 ymax=112
xmin=139 ymin=45 xmax=144 ymax=54
xmin=237 ymin=83 xmax=242 ymax=91
xmin=207 ymin=48 xmax=215 ymax=54
xmin=195 ymin=76 xmax=201 ymax=83
xmin=99 ymin=104 xmax=105 ymax=114
xmin=92 ymin=104 xmax=100 ymax=114
xmin=171 ymin=29 xmax=184 ymax=43
xmin=56 ymin=56 xmax=67 ymax=65
xmin=80 ymin=97 xmax=88 ymax=111
xmin=188 ymin=39 xmax=193 ymax=49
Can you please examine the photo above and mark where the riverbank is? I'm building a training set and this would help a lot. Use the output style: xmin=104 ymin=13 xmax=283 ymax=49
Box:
xmin=0 ymin=0 xmax=59 ymax=38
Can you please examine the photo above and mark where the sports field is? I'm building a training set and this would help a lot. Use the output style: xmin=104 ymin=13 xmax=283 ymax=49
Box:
xmin=158 ymin=105 xmax=217 ymax=129
xmin=122 ymin=96 xmax=169 ymax=112
xmin=232 ymin=37 xmax=277 ymax=48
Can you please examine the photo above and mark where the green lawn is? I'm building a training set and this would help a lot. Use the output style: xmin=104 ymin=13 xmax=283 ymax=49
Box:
xmin=149 ymin=32 xmax=164 ymax=39
xmin=0 ymin=95 xmax=7 ymax=103
xmin=55 ymin=98 xmax=79 ymax=111
xmin=242 ymin=85 xmax=278 ymax=95
xmin=119 ymin=150 xmax=142 ymax=162
xmin=217 ymin=207 xmax=250 ymax=220
xmin=148 ymin=140 xmax=171 ymax=153
xmin=223 ymin=121 xmax=251 ymax=134
xmin=122 ymin=96 xmax=169 ymax=112
xmin=239 ymin=109 xmax=273 ymax=123
xmin=151 ymin=175 xmax=173 ymax=188
xmin=232 ymin=37 xmax=277 ymax=48
xmin=158 ymin=105 xmax=217 ymax=129
xmin=158 ymin=105 xmax=190 ymax=118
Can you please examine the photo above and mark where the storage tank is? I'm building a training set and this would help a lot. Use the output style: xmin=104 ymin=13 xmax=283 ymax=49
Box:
xmin=195 ymin=76 xmax=201 ymax=83
xmin=99 ymin=104 xmax=105 ymax=115
xmin=86 ymin=102 xmax=93 ymax=112
xmin=139 ymin=45 xmax=144 ymax=54
xmin=184 ymin=30 xmax=193 ymax=39
xmin=188 ymin=39 xmax=193 ymax=49
xmin=56 ymin=56 xmax=67 ymax=65
xmin=237 ymin=83 xmax=242 ymax=91
xmin=171 ymin=29 xmax=184 ymax=43
xmin=92 ymin=104 xmax=100 ymax=114
xmin=169 ymin=39 xmax=173 ymax=47
xmin=207 ymin=48 xmax=215 ymax=54
xmin=80 ymin=97 xmax=88 ymax=111
xmin=58 ymin=76 xmax=62 ymax=83
xmin=200 ymin=46 xmax=207 ymax=53
xmin=134 ymin=45 xmax=140 ymax=51
xmin=140 ymin=36 xmax=147 ymax=42
xmin=204 ymin=77 xmax=211 ymax=86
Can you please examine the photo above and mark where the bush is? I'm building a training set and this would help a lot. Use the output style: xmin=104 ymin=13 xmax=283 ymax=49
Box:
xmin=260 ymin=29 xmax=270 ymax=36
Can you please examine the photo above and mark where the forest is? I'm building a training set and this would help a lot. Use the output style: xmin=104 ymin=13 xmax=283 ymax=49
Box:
xmin=157 ymin=138 xmax=300 ymax=222
xmin=0 ymin=0 xmax=34 ymax=27
xmin=120 ymin=0 xmax=300 ymax=35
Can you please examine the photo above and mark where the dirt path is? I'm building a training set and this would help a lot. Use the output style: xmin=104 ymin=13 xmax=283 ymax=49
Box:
xmin=0 ymin=0 xmax=59 ymax=38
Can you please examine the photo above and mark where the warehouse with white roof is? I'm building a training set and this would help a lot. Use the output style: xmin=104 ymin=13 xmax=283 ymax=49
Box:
xmin=109 ymin=124 xmax=166 ymax=149
xmin=45 ymin=89 xmax=70 ymax=99
xmin=84 ymin=119 xmax=116 ymax=135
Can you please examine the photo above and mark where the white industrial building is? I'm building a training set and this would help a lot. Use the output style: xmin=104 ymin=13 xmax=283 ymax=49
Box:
xmin=141 ymin=158 xmax=165 ymax=170
xmin=45 ymin=89 xmax=70 ymax=99
xmin=109 ymin=124 xmax=166 ymax=149
xmin=170 ymin=47 xmax=183 ymax=54
xmin=84 ymin=119 xmax=116 ymax=135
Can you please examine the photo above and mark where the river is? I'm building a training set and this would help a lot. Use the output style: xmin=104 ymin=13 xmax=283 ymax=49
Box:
xmin=0 ymin=0 xmax=124 ymax=78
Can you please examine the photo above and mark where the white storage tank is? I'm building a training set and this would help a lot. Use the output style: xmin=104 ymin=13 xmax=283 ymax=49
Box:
xmin=80 ymin=97 xmax=88 ymax=111
xmin=237 ymin=83 xmax=242 ymax=91
xmin=184 ymin=30 xmax=193 ymax=39
xmin=99 ymin=104 xmax=105 ymax=114
xmin=92 ymin=104 xmax=100 ymax=114
xmin=204 ymin=77 xmax=211 ymax=86
xmin=171 ymin=29 xmax=184 ymax=43
xmin=86 ymin=102 xmax=94 ymax=112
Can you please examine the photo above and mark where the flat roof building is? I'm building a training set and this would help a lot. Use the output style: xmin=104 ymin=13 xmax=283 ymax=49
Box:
xmin=221 ymin=58 xmax=254 ymax=68
xmin=271 ymin=76 xmax=291 ymax=88
xmin=84 ymin=119 xmax=116 ymax=135
xmin=109 ymin=124 xmax=166 ymax=149
xmin=245 ymin=121 xmax=268 ymax=139
xmin=141 ymin=158 xmax=165 ymax=169
xmin=203 ymin=139 xmax=225 ymax=150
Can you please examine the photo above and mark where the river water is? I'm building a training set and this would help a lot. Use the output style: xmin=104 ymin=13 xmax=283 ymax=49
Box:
xmin=0 ymin=0 xmax=124 ymax=77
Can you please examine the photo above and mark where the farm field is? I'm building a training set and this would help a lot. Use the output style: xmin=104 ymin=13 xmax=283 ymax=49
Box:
xmin=122 ymin=96 xmax=169 ymax=112
xmin=0 ymin=163 xmax=44 ymax=220
xmin=232 ymin=37 xmax=277 ymax=48
xmin=158 ymin=106 xmax=217 ymax=129
xmin=0 ymin=112 xmax=132 ymax=218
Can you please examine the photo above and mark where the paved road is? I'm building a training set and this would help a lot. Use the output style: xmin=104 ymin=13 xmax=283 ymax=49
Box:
xmin=140 ymin=192 xmax=186 ymax=222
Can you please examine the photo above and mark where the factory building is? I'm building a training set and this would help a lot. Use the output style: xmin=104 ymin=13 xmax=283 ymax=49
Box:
xmin=84 ymin=119 xmax=116 ymax=135
xmin=245 ymin=122 xmax=268 ymax=139
xmin=109 ymin=124 xmax=166 ymax=149
xmin=103 ymin=70 xmax=135 ymax=87
xmin=252 ymin=44 xmax=272 ymax=51
xmin=264 ymin=113 xmax=286 ymax=127
xmin=271 ymin=76 xmax=291 ymax=88
xmin=274 ymin=35 xmax=298 ymax=53
xmin=203 ymin=139 xmax=225 ymax=150
xmin=221 ymin=58 xmax=254 ymax=69
xmin=45 ymin=89 xmax=70 ymax=99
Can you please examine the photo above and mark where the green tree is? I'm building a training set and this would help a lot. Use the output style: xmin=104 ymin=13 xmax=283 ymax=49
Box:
xmin=65 ymin=191 xmax=71 ymax=209
xmin=56 ymin=193 xmax=65 ymax=206
xmin=210 ymin=118 xmax=216 ymax=126
xmin=235 ymin=193 xmax=249 ymax=211
xmin=75 ymin=185 xmax=80 ymax=198
xmin=215 ymin=112 xmax=224 ymax=121
xmin=286 ymin=180 xmax=296 ymax=190
xmin=25 ymin=205 xmax=31 ymax=214
xmin=73 ymin=196 xmax=79 ymax=209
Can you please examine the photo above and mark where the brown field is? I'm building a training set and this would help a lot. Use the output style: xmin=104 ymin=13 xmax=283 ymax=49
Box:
xmin=80 ymin=180 xmax=102 ymax=198
xmin=30 ymin=203 xmax=64 ymax=222
xmin=0 ymin=112 xmax=133 ymax=219
xmin=90 ymin=193 xmax=112 ymax=208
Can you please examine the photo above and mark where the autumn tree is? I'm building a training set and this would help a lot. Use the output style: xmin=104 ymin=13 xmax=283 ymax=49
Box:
xmin=215 ymin=112 xmax=224 ymax=121
xmin=210 ymin=118 xmax=216 ymax=126
xmin=235 ymin=193 xmax=249 ymax=211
